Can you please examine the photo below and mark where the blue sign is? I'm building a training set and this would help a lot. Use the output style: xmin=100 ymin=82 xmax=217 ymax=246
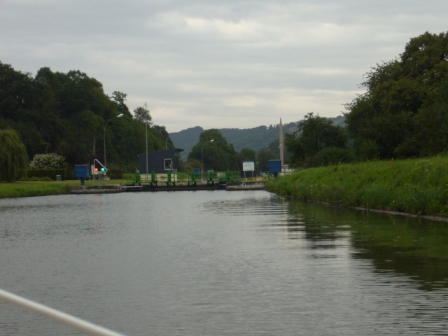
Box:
xmin=75 ymin=165 xmax=90 ymax=178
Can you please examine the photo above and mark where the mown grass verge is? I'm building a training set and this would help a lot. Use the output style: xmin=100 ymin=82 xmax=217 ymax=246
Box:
xmin=0 ymin=180 xmax=127 ymax=199
xmin=265 ymin=155 xmax=448 ymax=217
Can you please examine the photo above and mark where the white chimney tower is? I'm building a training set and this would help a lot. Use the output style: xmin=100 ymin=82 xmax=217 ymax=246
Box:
xmin=279 ymin=118 xmax=284 ymax=172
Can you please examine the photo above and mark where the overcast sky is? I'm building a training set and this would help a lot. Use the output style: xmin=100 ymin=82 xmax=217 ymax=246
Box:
xmin=1 ymin=1 xmax=447 ymax=132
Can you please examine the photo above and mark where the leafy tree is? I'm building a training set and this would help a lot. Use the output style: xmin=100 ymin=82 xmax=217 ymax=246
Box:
xmin=0 ymin=129 xmax=29 ymax=182
xmin=188 ymin=129 xmax=240 ymax=172
xmin=152 ymin=125 xmax=173 ymax=150
xmin=345 ymin=32 xmax=448 ymax=159
xmin=257 ymin=149 xmax=276 ymax=172
xmin=111 ymin=91 xmax=132 ymax=118
xmin=412 ymin=76 xmax=448 ymax=156
xmin=239 ymin=147 xmax=256 ymax=162
xmin=356 ymin=140 xmax=380 ymax=161
xmin=133 ymin=105 xmax=152 ymax=125
xmin=0 ymin=62 xmax=59 ymax=156
xmin=57 ymin=70 xmax=107 ymax=119
xmin=286 ymin=113 xmax=347 ymax=167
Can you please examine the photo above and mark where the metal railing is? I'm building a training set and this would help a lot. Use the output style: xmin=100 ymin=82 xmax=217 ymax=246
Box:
xmin=0 ymin=288 xmax=125 ymax=336
xmin=129 ymin=170 xmax=242 ymax=185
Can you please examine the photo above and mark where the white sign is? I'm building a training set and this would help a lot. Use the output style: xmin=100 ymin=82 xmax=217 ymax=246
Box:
xmin=243 ymin=161 xmax=255 ymax=172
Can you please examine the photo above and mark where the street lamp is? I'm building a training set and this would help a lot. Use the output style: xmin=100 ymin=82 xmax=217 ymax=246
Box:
xmin=165 ymin=135 xmax=170 ymax=150
xmin=201 ymin=139 xmax=214 ymax=181
xmin=146 ymin=120 xmax=149 ymax=182
xmin=103 ymin=114 xmax=123 ymax=168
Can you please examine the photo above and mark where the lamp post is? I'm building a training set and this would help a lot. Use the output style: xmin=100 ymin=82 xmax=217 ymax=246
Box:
xmin=103 ymin=114 xmax=123 ymax=168
xmin=146 ymin=120 xmax=149 ymax=182
xmin=201 ymin=139 xmax=214 ymax=181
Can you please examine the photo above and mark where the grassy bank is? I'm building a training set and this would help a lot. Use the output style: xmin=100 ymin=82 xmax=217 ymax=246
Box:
xmin=266 ymin=156 xmax=448 ymax=217
xmin=0 ymin=180 xmax=126 ymax=199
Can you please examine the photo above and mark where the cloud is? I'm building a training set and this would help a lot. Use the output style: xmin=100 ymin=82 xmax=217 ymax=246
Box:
xmin=1 ymin=0 xmax=448 ymax=132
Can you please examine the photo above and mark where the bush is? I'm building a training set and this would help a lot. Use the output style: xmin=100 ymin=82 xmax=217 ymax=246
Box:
xmin=19 ymin=176 xmax=53 ymax=182
xmin=30 ymin=153 xmax=65 ymax=169
xmin=122 ymin=173 xmax=134 ymax=180
xmin=313 ymin=147 xmax=356 ymax=166
xmin=107 ymin=166 xmax=124 ymax=179
xmin=27 ymin=168 xmax=67 ymax=180
xmin=357 ymin=140 xmax=380 ymax=161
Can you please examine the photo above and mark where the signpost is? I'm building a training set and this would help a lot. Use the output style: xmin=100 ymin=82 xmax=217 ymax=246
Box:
xmin=243 ymin=161 xmax=255 ymax=180
xmin=74 ymin=165 xmax=90 ymax=185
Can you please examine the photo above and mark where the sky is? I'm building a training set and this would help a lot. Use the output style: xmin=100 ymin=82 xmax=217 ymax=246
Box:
xmin=1 ymin=1 xmax=448 ymax=132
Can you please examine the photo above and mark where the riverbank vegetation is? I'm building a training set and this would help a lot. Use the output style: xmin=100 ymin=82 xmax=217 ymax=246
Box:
xmin=266 ymin=155 xmax=448 ymax=217
xmin=0 ymin=181 xmax=70 ymax=198
xmin=0 ymin=180 xmax=126 ymax=199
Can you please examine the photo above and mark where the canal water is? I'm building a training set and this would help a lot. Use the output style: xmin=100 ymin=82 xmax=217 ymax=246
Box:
xmin=0 ymin=190 xmax=447 ymax=335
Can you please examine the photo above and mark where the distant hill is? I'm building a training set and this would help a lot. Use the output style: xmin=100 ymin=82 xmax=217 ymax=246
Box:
xmin=170 ymin=116 xmax=345 ymax=160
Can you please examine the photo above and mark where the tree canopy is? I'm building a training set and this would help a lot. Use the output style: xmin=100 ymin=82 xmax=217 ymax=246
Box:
xmin=345 ymin=31 xmax=448 ymax=159
xmin=285 ymin=113 xmax=348 ymax=168
xmin=0 ymin=129 xmax=28 ymax=182
xmin=0 ymin=61 xmax=168 ymax=171
xmin=187 ymin=129 xmax=240 ymax=172
xmin=257 ymin=148 xmax=276 ymax=172
xmin=133 ymin=105 xmax=152 ymax=125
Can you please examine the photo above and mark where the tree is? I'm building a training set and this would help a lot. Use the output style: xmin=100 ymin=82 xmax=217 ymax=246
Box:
xmin=0 ymin=62 xmax=172 ymax=172
xmin=285 ymin=113 xmax=347 ymax=167
xmin=257 ymin=149 xmax=275 ymax=172
xmin=345 ymin=32 xmax=448 ymax=159
xmin=133 ymin=105 xmax=152 ymax=125
xmin=0 ymin=129 xmax=29 ymax=182
xmin=0 ymin=62 xmax=60 ymax=157
xmin=152 ymin=125 xmax=172 ymax=149
xmin=111 ymin=91 xmax=132 ymax=117
xmin=239 ymin=148 xmax=256 ymax=162
xmin=188 ymin=129 xmax=240 ymax=171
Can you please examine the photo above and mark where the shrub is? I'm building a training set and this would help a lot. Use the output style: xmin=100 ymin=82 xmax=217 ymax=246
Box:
xmin=27 ymin=168 xmax=67 ymax=180
xmin=30 ymin=153 xmax=65 ymax=169
xmin=313 ymin=147 xmax=356 ymax=166
xmin=357 ymin=140 xmax=380 ymax=161
xmin=19 ymin=176 xmax=53 ymax=182
xmin=107 ymin=166 xmax=124 ymax=179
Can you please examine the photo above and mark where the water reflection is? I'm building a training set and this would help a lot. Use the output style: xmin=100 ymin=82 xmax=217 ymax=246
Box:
xmin=285 ymin=200 xmax=448 ymax=291
xmin=203 ymin=193 xmax=448 ymax=291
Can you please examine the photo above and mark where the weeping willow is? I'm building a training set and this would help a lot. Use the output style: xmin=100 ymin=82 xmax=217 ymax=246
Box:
xmin=0 ymin=129 xmax=29 ymax=182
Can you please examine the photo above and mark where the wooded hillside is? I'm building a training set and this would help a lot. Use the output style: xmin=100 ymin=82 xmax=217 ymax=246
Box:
xmin=170 ymin=117 xmax=345 ymax=161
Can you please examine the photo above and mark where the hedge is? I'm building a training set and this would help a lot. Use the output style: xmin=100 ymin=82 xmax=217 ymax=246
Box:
xmin=27 ymin=169 xmax=67 ymax=181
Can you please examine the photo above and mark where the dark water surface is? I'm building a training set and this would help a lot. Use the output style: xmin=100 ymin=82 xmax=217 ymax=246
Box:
xmin=0 ymin=191 xmax=447 ymax=335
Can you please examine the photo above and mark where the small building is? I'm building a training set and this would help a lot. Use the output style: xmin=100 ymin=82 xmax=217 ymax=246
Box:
xmin=137 ymin=148 xmax=183 ymax=174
